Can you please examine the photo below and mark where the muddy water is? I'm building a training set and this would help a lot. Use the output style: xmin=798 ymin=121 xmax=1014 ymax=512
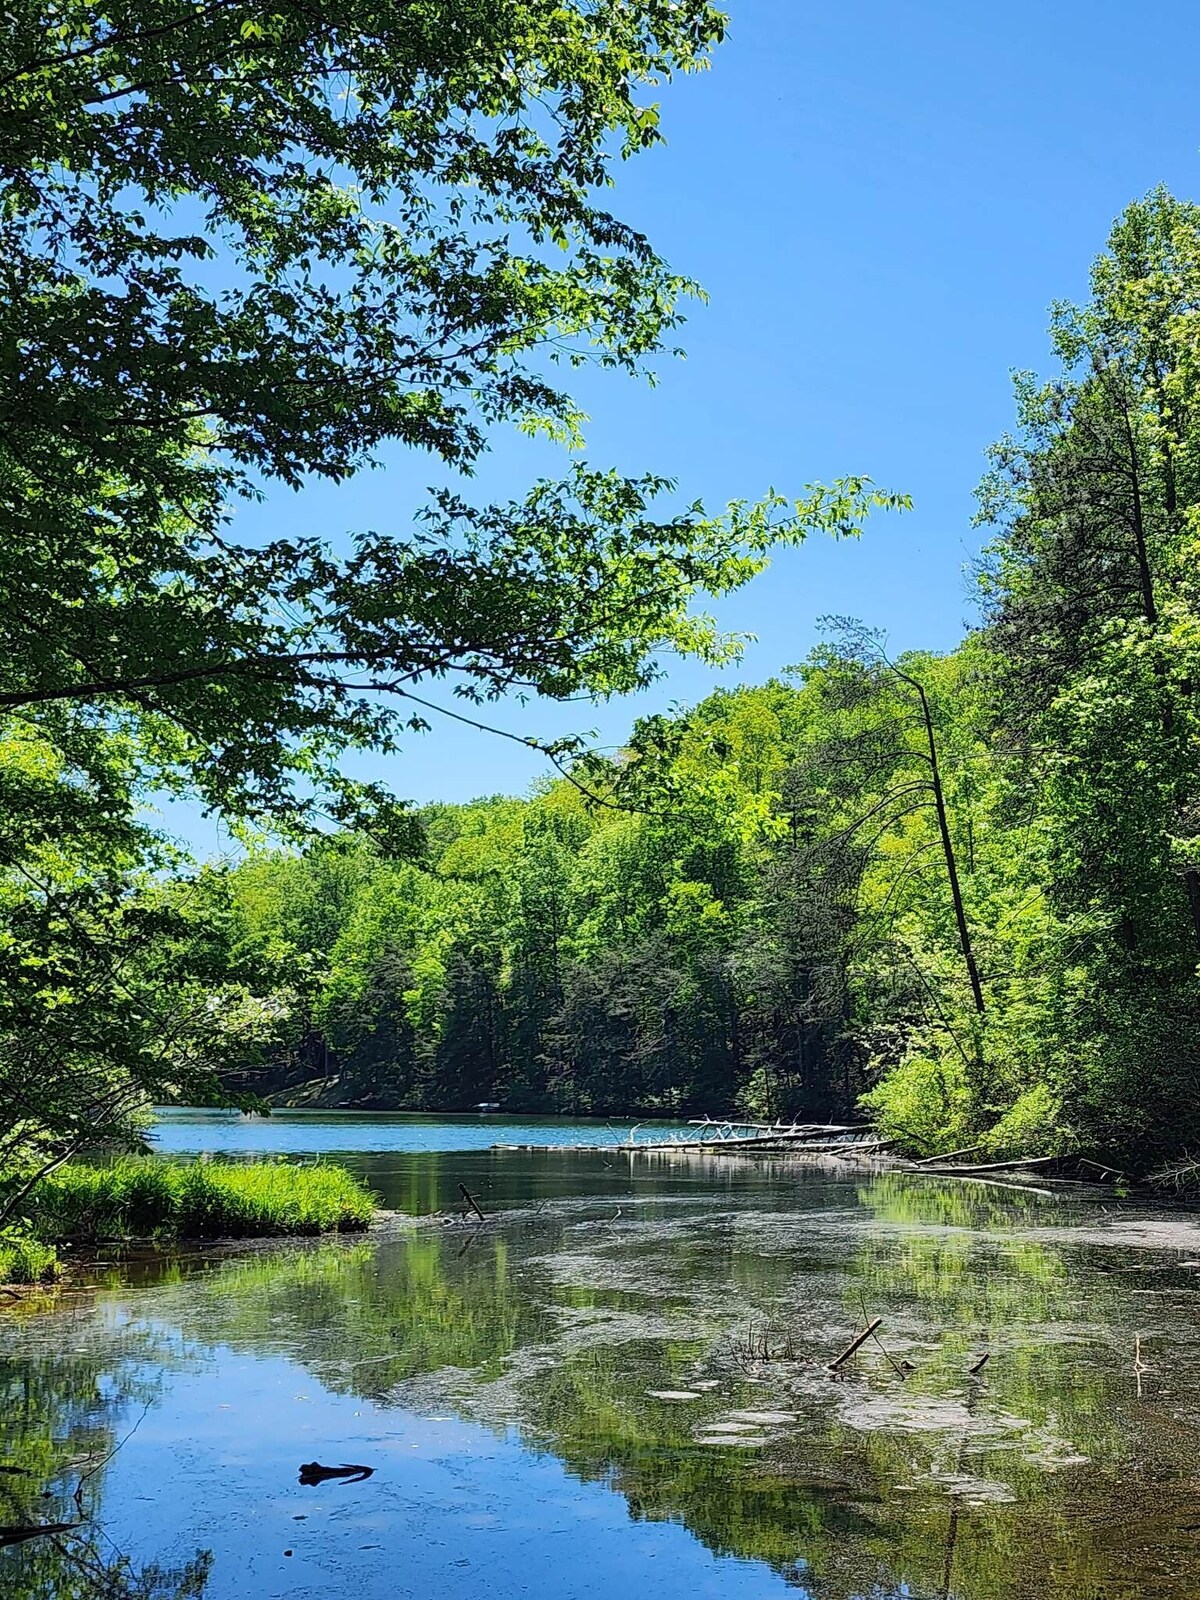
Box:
xmin=4 ymin=1114 xmax=1200 ymax=1599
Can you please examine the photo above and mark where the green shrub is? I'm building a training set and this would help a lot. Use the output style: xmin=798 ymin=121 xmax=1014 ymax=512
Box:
xmin=31 ymin=1159 xmax=375 ymax=1243
xmin=0 ymin=1232 xmax=60 ymax=1284
xmin=861 ymin=1050 xmax=975 ymax=1154
xmin=981 ymin=1083 xmax=1066 ymax=1158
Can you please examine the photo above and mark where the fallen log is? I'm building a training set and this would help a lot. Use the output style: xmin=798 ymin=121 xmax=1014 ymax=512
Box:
xmin=687 ymin=1119 xmax=872 ymax=1135
xmin=826 ymin=1139 xmax=899 ymax=1156
xmin=913 ymin=1143 xmax=984 ymax=1166
xmin=916 ymin=1155 xmax=1059 ymax=1176
xmin=622 ymin=1127 xmax=881 ymax=1154
xmin=642 ymin=1137 xmax=890 ymax=1158
xmin=492 ymin=1126 xmax=882 ymax=1155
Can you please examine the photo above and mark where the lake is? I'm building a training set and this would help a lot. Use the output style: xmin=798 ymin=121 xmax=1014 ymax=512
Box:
xmin=4 ymin=1109 xmax=1200 ymax=1600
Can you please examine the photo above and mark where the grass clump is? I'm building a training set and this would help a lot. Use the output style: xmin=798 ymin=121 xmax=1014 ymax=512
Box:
xmin=31 ymin=1158 xmax=376 ymax=1243
xmin=0 ymin=1231 xmax=60 ymax=1283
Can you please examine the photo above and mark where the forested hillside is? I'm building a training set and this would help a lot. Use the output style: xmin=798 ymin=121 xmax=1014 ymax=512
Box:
xmin=202 ymin=189 xmax=1200 ymax=1169
xmin=3 ymin=0 xmax=1199 ymax=1184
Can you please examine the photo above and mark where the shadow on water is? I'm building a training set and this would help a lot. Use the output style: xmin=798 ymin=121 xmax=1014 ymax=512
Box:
xmin=6 ymin=1128 xmax=1200 ymax=1598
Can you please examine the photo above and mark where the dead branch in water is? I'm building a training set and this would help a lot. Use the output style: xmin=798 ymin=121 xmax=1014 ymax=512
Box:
xmin=916 ymin=1155 xmax=1059 ymax=1176
xmin=855 ymin=1294 xmax=914 ymax=1378
xmin=829 ymin=1318 xmax=882 ymax=1372
xmin=825 ymin=1139 xmax=899 ymax=1158
xmin=1145 ymin=1156 xmax=1200 ymax=1192
xmin=1077 ymin=1157 xmax=1130 ymax=1182
xmin=458 ymin=1183 xmax=486 ymax=1221
xmin=913 ymin=1144 xmax=984 ymax=1166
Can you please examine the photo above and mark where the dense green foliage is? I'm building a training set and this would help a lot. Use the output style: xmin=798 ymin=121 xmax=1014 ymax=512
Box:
xmin=28 ymin=1159 xmax=375 ymax=1243
xmin=0 ymin=1233 xmax=59 ymax=1284
xmin=201 ymin=190 xmax=1200 ymax=1170
xmin=4 ymin=0 xmax=1199 ymax=1187
xmin=194 ymin=654 xmax=981 ymax=1124
xmin=1 ymin=2 xmax=902 ymax=1200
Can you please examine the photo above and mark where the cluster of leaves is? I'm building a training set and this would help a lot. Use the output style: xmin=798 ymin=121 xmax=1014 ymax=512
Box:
xmin=0 ymin=0 xmax=888 ymax=827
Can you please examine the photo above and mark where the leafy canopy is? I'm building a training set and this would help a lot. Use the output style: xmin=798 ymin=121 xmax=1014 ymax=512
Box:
xmin=0 ymin=0 xmax=902 ymax=828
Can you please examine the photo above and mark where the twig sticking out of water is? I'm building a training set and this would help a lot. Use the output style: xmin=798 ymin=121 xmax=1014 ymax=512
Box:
xmin=829 ymin=1318 xmax=882 ymax=1372
xmin=727 ymin=1322 xmax=800 ymax=1369
xmin=854 ymin=1294 xmax=915 ymax=1379
xmin=866 ymin=1324 xmax=915 ymax=1379
xmin=458 ymin=1183 xmax=486 ymax=1222
xmin=968 ymin=1351 xmax=991 ymax=1376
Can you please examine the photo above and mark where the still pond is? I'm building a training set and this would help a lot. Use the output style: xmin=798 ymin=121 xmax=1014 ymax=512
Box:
xmin=4 ymin=1109 xmax=1200 ymax=1599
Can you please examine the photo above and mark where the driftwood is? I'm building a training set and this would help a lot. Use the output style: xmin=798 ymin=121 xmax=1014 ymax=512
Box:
xmin=829 ymin=1318 xmax=883 ymax=1372
xmin=825 ymin=1139 xmax=898 ymax=1158
xmin=619 ymin=1128 xmax=881 ymax=1155
xmin=696 ymin=1136 xmax=892 ymax=1158
xmin=1077 ymin=1157 xmax=1130 ymax=1182
xmin=915 ymin=1155 xmax=1059 ymax=1177
xmin=494 ymin=1122 xmax=876 ymax=1155
xmin=710 ymin=1122 xmax=872 ymax=1140
xmin=298 ymin=1462 xmax=374 ymax=1486
xmin=457 ymin=1183 xmax=486 ymax=1221
xmin=913 ymin=1143 xmax=984 ymax=1166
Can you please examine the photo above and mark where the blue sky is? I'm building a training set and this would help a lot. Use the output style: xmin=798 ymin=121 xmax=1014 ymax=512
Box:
xmin=174 ymin=0 xmax=1200 ymax=851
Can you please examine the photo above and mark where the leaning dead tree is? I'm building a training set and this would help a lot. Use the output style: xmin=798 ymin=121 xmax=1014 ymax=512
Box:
xmin=787 ymin=621 xmax=987 ymax=1070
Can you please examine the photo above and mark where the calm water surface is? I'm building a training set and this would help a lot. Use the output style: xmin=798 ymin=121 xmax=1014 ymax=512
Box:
xmin=4 ymin=1110 xmax=1200 ymax=1600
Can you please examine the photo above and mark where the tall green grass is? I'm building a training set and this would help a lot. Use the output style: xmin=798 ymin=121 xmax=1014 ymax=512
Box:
xmin=0 ymin=1232 xmax=59 ymax=1283
xmin=30 ymin=1159 xmax=376 ymax=1243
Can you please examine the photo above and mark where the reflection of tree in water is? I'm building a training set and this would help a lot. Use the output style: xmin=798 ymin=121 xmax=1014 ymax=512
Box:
xmin=0 ymin=1331 xmax=210 ymax=1600
xmin=80 ymin=1208 xmax=1200 ymax=1598
xmin=7 ymin=1193 xmax=1200 ymax=1600
xmin=163 ymin=1227 xmax=556 ymax=1395
xmin=2 ymin=1532 xmax=210 ymax=1600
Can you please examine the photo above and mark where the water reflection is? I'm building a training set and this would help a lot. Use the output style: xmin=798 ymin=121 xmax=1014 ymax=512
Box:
xmin=4 ymin=1160 xmax=1200 ymax=1599
xmin=0 ymin=1321 xmax=211 ymax=1599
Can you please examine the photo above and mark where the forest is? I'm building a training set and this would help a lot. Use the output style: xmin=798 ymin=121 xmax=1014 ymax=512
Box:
xmin=195 ymin=190 xmax=1200 ymax=1171
xmin=3 ymin=0 xmax=1200 ymax=1214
